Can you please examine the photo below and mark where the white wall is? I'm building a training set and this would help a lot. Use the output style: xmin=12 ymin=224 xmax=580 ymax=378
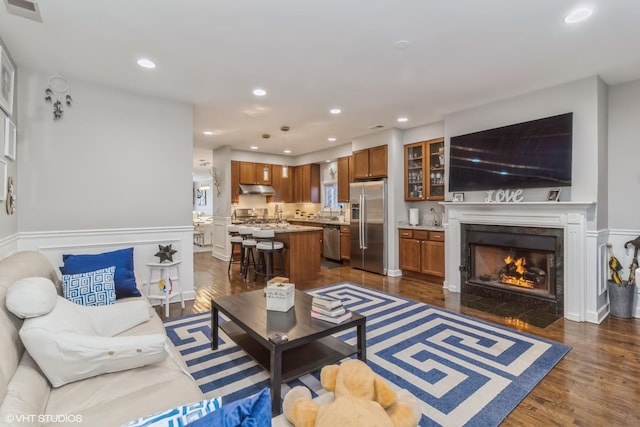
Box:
xmin=15 ymin=67 xmax=195 ymax=298
xmin=444 ymin=76 xmax=602 ymax=219
xmin=0 ymin=36 xmax=18 ymax=256
xmin=608 ymin=78 xmax=640 ymax=230
xmin=18 ymin=67 xmax=193 ymax=230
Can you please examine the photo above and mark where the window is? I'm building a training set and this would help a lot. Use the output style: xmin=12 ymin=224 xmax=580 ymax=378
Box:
xmin=323 ymin=183 xmax=340 ymax=208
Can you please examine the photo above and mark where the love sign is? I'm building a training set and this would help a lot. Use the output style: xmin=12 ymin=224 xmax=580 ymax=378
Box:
xmin=485 ymin=189 xmax=524 ymax=203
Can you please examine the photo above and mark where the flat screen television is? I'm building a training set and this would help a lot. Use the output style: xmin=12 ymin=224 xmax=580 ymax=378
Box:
xmin=448 ymin=112 xmax=573 ymax=192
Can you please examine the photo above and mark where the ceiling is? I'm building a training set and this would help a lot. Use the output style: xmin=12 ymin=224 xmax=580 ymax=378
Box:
xmin=2 ymin=1 xmax=640 ymax=172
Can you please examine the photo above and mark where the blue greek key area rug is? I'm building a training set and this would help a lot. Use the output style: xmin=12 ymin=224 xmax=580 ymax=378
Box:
xmin=164 ymin=282 xmax=570 ymax=426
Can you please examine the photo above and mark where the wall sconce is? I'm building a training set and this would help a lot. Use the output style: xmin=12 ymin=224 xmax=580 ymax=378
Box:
xmin=44 ymin=76 xmax=72 ymax=120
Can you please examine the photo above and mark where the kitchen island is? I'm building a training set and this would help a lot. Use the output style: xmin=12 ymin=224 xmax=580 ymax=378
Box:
xmin=263 ymin=225 xmax=323 ymax=283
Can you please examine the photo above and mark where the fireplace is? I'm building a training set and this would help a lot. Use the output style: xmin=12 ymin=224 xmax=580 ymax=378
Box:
xmin=460 ymin=224 xmax=564 ymax=316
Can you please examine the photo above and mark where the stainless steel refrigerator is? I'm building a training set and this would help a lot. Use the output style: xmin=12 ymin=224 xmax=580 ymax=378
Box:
xmin=350 ymin=180 xmax=387 ymax=275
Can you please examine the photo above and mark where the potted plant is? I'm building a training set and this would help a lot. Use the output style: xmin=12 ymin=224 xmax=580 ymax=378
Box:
xmin=607 ymin=238 xmax=639 ymax=318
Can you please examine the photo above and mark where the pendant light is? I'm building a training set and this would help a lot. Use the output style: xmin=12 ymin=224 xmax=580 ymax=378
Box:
xmin=281 ymin=126 xmax=290 ymax=178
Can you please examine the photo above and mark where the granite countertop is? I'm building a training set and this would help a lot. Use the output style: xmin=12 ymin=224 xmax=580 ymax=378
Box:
xmin=288 ymin=218 xmax=350 ymax=226
xmin=397 ymin=221 xmax=445 ymax=232
xmin=274 ymin=225 xmax=323 ymax=233
xmin=235 ymin=224 xmax=322 ymax=233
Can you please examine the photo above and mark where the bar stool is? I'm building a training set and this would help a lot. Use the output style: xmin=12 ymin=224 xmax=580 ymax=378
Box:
xmin=227 ymin=225 xmax=244 ymax=274
xmin=239 ymin=227 xmax=257 ymax=280
xmin=253 ymin=229 xmax=285 ymax=282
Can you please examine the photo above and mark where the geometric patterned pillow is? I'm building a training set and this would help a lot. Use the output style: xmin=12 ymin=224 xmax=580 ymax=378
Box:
xmin=62 ymin=266 xmax=116 ymax=306
xmin=121 ymin=397 xmax=223 ymax=427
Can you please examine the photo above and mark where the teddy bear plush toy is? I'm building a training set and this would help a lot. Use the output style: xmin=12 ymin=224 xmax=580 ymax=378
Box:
xmin=283 ymin=359 xmax=421 ymax=427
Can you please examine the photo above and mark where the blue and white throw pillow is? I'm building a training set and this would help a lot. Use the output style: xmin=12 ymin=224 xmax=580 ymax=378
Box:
xmin=62 ymin=266 xmax=116 ymax=306
xmin=122 ymin=397 xmax=223 ymax=427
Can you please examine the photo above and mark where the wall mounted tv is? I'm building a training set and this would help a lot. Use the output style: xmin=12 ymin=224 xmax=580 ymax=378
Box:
xmin=449 ymin=112 xmax=573 ymax=192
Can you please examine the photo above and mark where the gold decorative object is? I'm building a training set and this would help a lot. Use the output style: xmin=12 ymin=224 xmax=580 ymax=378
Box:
xmin=6 ymin=176 xmax=15 ymax=214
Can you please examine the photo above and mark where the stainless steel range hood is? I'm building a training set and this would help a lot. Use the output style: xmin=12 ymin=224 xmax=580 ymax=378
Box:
xmin=239 ymin=184 xmax=276 ymax=195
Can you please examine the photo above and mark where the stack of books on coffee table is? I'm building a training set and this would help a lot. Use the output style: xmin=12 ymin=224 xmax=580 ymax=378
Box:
xmin=310 ymin=296 xmax=352 ymax=324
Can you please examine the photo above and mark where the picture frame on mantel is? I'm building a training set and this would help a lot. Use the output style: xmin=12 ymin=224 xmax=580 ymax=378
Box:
xmin=547 ymin=189 xmax=561 ymax=202
xmin=0 ymin=46 xmax=15 ymax=117
xmin=452 ymin=192 xmax=464 ymax=202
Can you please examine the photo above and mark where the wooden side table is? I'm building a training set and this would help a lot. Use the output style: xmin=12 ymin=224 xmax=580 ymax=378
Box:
xmin=146 ymin=260 xmax=185 ymax=317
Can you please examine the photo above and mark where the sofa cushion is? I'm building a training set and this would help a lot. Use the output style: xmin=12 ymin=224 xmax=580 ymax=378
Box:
xmin=60 ymin=248 xmax=141 ymax=299
xmin=45 ymin=343 xmax=203 ymax=426
xmin=186 ymin=388 xmax=271 ymax=427
xmin=62 ymin=266 xmax=116 ymax=306
xmin=6 ymin=277 xmax=58 ymax=318
xmin=122 ymin=397 xmax=222 ymax=427
xmin=18 ymin=288 xmax=167 ymax=387
xmin=0 ymin=353 xmax=51 ymax=427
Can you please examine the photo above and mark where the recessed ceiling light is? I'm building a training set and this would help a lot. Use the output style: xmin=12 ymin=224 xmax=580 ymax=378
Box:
xmin=397 ymin=117 xmax=409 ymax=123
xmin=284 ymin=149 xmax=292 ymax=154
xmin=328 ymin=137 xmax=337 ymax=142
xmin=394 ymin=40 xmax=411 ymax=50
xmin=203 ymin=131 xmax=213 ymax=135
xmin=325 ymin=160 xmax=332 ymax=163
xmin=564 ymin=8 xmax=593 ymax=24
xmin=253 ymin=88 xmax=267 ymax=96
xmin=330 ymin=108 xmax=342 ymax=114
xmin=250 ymin=146 xmax=258 ymax=150
xmin=137 ymin=58 xmax=156 ymax=69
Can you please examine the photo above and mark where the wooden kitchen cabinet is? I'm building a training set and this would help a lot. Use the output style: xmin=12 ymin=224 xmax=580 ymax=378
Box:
xmin=404 ymin=138 xmax=444 ymax=201
xmin=399 ymin=229 xmax=445 ymax=277
xmin=230 ymin=160 xmax=240 ymax=204
xmin=340 ymin=225 xmax=350 ymax=261
xmin=421 ymin=231 xmax=445 ymax=276
xmin=239 ymin=162 xmax=272 ymax=185
xmin=399 ymin=230 xmax=421 ymax=272
xmin=337 ymin=156 xmax=352 ymax=203
xmin=270 ymin=164 xmax=292 ymax=203
xmin=292 ymin=163 xmax=320 ymax=203
xmin=353 ymin=145 xmax=387 ymax=179
xmin=289 ymin=221 xmax=323 ymax=255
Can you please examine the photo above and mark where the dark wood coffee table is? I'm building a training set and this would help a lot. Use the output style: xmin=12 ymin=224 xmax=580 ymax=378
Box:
xmin=211 ymin=289 xmax=366 ymax=415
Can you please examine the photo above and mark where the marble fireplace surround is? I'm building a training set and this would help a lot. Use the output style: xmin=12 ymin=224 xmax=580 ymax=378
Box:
xmin=442 ymin=202 xmax=598 ymax=323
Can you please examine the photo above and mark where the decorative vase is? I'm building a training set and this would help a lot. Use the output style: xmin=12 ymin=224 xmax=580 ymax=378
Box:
xmin=608 ymin=281 xmax=636 ymax=318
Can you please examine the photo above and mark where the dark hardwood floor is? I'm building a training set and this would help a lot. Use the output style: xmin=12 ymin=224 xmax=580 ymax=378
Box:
xmin=160 ymin=252 xmax=640 ymax=426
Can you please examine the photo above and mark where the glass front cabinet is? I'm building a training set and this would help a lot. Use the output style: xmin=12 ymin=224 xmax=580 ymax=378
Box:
xmin=404 ymin=137 xmax=444 ymax=201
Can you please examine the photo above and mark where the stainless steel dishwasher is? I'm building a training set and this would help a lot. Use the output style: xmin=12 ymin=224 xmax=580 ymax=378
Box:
xmin=323 ymin=225 xmax=341 ymax=261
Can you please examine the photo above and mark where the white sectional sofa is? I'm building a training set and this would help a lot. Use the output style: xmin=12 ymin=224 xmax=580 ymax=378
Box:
xmin=0 ymin=251 xmax=204 ymax=426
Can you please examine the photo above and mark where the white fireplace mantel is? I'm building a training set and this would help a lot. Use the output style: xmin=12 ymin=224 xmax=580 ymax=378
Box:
xmin=440 ymin=201 xmax=599 ymax=323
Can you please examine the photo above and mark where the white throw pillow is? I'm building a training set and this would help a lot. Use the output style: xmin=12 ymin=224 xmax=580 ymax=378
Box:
xmin=18 ymin=296 xmax=167 ymax=387
xmin=6 ymin=277 xmax=58 ymax=318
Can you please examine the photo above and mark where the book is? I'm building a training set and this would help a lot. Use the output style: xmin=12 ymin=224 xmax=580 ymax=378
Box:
xmin=312 ymin=296 xmax=343 ymax=310
xmin=311 ymin=304 xmax=346 ymax=317
xmin=310 ymin=310 xmax=352 ymax=324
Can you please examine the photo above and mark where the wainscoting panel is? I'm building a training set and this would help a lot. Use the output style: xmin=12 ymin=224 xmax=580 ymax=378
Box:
xmin=0 ymin=234 xmax=18 ymax=261
xmin=17 ymin=226 xmax=195 ymax=302
xmin=211 ymin=216 xmax=231 ymax=261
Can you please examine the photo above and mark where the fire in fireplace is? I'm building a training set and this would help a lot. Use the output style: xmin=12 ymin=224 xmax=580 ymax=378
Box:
xmin=461 ymin=224 xmax=564 ymax=316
